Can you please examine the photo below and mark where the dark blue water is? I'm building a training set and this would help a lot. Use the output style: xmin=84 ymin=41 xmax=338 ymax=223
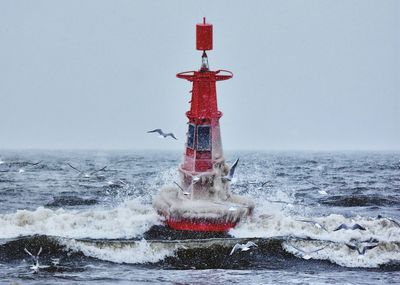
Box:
xmin=0 ymin=151 xmax=399 ymax=284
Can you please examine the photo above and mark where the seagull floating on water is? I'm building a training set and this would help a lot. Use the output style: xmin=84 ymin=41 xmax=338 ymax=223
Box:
xmin=222 ymin=158 xmax=239 ymax=182
xmin=230 ymin=241 xmax=258 ymax=255
xmin=333 ymin=223 xmax=366 ymax=231
xmin=147 ymin=129 xmax=177 ymax=140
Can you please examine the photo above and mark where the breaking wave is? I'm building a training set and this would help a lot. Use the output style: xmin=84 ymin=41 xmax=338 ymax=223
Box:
xmin=0 ymin=198 xmax=162 ymax=239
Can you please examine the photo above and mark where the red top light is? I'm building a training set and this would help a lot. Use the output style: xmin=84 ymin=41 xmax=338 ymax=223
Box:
xmin=196 ymin=17 xmax=213 ymax=51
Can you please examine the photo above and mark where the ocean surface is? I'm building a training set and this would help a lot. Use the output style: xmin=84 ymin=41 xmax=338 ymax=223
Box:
xmin=0 ymin=150 xmax=399 ymax=284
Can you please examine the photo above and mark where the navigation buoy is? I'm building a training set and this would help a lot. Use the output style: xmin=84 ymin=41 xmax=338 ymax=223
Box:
xmin=153 ymin=18 xmax=254 ymax=232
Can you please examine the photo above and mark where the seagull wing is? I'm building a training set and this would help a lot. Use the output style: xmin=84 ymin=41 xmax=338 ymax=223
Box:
xmin=360 ymin=244 xmax=378 ymax=254
xmin=296 ymin=220 xmax=328 ymax=232
xmin=67 ymin=163 xmax=82 ymax=173
xmin=308 ymin=245 xmax=328 ymax=253
xmin=245 ymin=241 xmax=258 ymax=248
xmin=345 ymin=243 xmax=358 ymax=251
xmin=147 ymin=129 xmax=163 ymax=135
xmin=388 ymin=218 xmax=400 ymax=228
xmin=261 ymin=181 xmax=270 ymax=187
xmin=37 ymin=247 xmax=42 ymax=256
xmin=351 ymin=224 xmax=366 ymax=231
xmin=228 ymin=158 xmax=240 ymax=179
xmin=287 ymin=240 xmax=305 ymax=254
xmin=333 ymin=224 xmax=347 ymax=231
xmin=24 ymin=248 xmax=33 ymax=257
xmin=90 ymin=166 xmax=107 ymax=175
xmin=118 ymin=180 xmax=127 ymax=185
xmin=173 ymin=181 xmax=185 ymax=192
xmin=230 ymin=244 xmax=241 ymax=255
xmin=362 ymin=237 xmax=379 ymax=243
xmin=192 ymin=176 xmax=200 ymax=183
xmin=26 ymin=161 xmax=42 ymax=166
xmin=166 ymin=133 xmax=178 ymax=140
xmin=305 ymin=179 xmax=320 ymax=189
xmin=297 ymin=219 xmax=316 ymax=225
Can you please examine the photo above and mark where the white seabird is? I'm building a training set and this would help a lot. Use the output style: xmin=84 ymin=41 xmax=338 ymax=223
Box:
xmin=24 ymin=247 xmax=42 ymax=274
xmin=67 ymin=163 xmax=107 ymax=178
xmin=333 ymin=223 xmax=366 ymax=231
xmin=296 ymin=219 xmax=328 ymax=232
xmin=222 ymin=158 xmax=239 ymax=182
xmin=230 ymin=241 xmax=258 ymax=255
xmin=147 ymin=129 xmax=177 ymax=140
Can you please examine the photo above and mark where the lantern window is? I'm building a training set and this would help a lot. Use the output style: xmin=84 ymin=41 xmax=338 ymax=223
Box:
xmin=186 ymin=124 xmax=195 ymax=149
xmin=197 ymin=125 xmax=211 ymax=151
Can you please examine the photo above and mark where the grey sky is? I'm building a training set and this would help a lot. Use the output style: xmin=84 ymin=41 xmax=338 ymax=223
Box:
xmin=0 ymin=1 xmax=399 ymax=150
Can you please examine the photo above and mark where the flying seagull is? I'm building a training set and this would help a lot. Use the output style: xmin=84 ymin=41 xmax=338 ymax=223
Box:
xmin=3 ymin=161 xmax=42 ymax=167
xmin=174 ymin=181 xmax=190 ymax=196
xmin=345 ymin=242 xmax=378 ymax=255
xmin=24 ymin=247 xmax=42 ymax=274
xmin=222 ymin=158 xmax=239 ymax=182
xmin=147 ymin=129 xmax=177 ymax=140
xmin=67 ymin=163 xmax=107 ymax=178
xmin=333 ymin=223 xmax=366 ymax=231
xmin=230 ymin=241 xmax=258 ymax=255
xmin=296 ymin=219 xmax=328 ymax=232
xmin=305 ymin=180 xmax=328 ymax=195
xmin=376 ymin=215 xmax=400 ymax=228
xmin=107 ymin=179 xmax=128 ymax=188
xmin=261 ymin=181 xmax=271 ymax=187
xmin=25 ymin=161 xmax=42 ymax=166
xmin=286 ymin=240 xmax=328 ymax=260
xmin=190 ymin=172 xmax=210 ymax=184
xmin=0 ymin=160 xmax=42 ymax=173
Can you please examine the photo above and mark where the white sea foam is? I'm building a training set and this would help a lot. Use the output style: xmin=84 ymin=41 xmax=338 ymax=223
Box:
xmin=61 ymin=238 xmax=175 ymax=264
xmin=231 ymin=201 xmax=400 ymax=243
xmin=230 ymin=201 xmax=400 ymax=267
xmin=283 ymin=239 xmax=400 ymax=268
xmin=0 ymin=198 xmax=162 ymax=239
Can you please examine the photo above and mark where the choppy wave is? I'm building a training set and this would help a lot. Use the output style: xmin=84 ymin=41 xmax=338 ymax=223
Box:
xmin=0 ymin=198 xmax=162 ymax=239
xmin=231 ymin=202 xmax=400 ymax=243
xmin=1 ymin=199 xmax=399 ymax=268
xmin=1 ymin=233 xmax=399 ymax=270
xmin=1 ymin=151 xmax=399 ymax=280
xmin=61 ymin=238 xmax=176 ymax=264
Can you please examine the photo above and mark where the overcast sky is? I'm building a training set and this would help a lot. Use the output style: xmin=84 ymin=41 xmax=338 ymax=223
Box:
xmin=0 ymin=1 xmax=399 ymax=151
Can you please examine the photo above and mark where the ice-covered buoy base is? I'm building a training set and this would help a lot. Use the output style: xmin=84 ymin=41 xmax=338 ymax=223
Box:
xmin=153 ymin=181 xmax=254 ymax=232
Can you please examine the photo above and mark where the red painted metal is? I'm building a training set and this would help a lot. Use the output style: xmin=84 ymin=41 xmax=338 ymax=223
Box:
xmin=167 ymin=218 xmax=237 ymax=232
xmin=196 ymin=17 xmax=213 ymax=51
xmin=164 ymin=18 xmax=237 ymax=232
xmin=178 ymin=20 xmax=233 ymax=181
